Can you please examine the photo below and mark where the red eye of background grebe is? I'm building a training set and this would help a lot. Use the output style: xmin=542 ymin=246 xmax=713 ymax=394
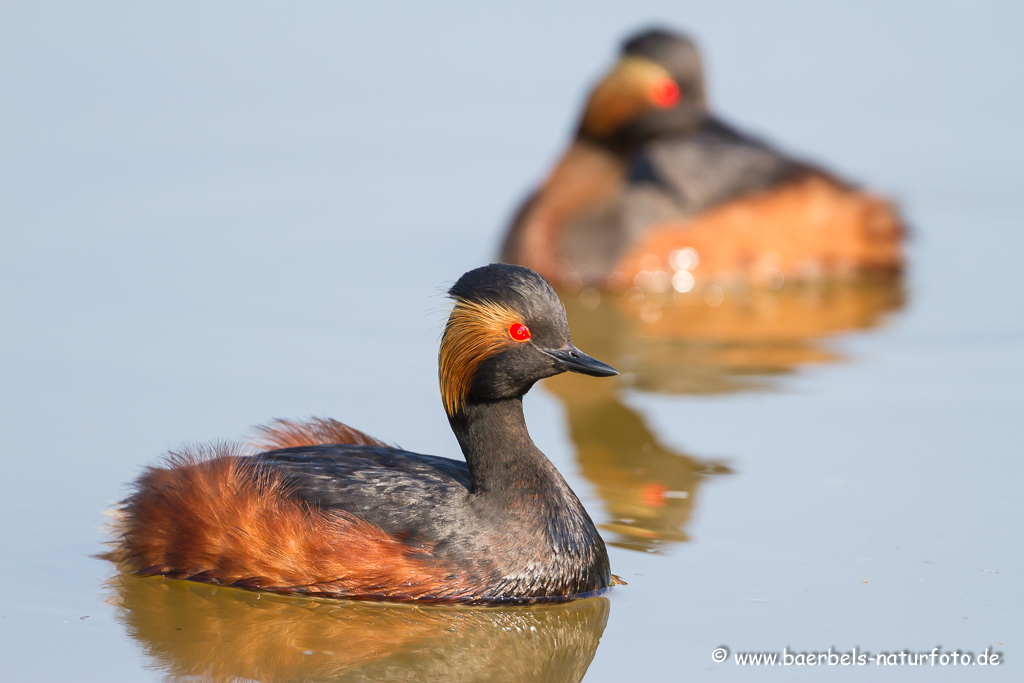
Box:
xmin=508 ymin=322 xmax=531 ymax=342
xmin=652 ymin=78 xmax=680 ymax=108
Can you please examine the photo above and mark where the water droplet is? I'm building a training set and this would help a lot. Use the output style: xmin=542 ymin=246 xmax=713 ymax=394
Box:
xmin=672 ymin=270 xmax=695 ymax=293
xmin=669 ymin=248 xmax=699 ymax=272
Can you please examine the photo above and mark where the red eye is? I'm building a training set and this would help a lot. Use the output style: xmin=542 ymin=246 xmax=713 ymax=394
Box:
xmin=652 ymin=78 xmax=680 ymax=108
xmin=508 ymin=322 xmax=531 ymax=342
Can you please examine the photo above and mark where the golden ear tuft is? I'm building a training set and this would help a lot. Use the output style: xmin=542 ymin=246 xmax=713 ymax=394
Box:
xmin=439 ymin=299 xmax=524 ymax=415
xmin=580 ymin=57 xmax=676 ymax=139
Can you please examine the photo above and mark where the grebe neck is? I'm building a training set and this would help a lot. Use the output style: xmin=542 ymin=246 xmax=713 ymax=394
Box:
xmin=448 ymin=397 xmax=563 ymax=497
xmin=448 ymin=396 xmax=611 ymax=593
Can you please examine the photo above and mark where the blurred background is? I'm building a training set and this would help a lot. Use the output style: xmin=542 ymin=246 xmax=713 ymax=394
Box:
xmin=1 ymin=2 xmax=1021 ymax=680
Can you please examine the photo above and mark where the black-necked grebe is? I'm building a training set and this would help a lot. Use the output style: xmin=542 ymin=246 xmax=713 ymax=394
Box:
xmin=500 ymin=28 xmax=904 ymax=290
xmin=106 ymin=264 xmax=618 ymax=604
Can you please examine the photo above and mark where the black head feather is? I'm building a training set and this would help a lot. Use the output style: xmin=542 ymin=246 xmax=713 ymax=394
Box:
xmin=448 ymin=264 xmax=568 ymax=341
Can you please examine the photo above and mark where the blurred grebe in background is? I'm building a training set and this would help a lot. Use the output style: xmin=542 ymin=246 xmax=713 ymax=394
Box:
xmin=500 ymin=28 xmax=904 ymax=291
xmin=106 ymin=264 xmax=619 ymax=604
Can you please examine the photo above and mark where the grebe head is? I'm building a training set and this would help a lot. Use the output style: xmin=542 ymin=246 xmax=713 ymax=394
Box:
xmin=621 ymin=28 xmax=706 ymax=107
xmin=439 ymin=264 xmax=617 ymax=416
xmin=578 ymin=27 xmax=707 ymax=145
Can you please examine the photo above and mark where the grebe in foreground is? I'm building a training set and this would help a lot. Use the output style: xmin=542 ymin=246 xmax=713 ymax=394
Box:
xmin=106 ymin=264 xmax=618 ymax=604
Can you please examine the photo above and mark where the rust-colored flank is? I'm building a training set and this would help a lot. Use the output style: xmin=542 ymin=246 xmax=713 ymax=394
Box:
xmin=615 ymin=175 xmax=904 ymax=286
xmin=506 ymin=144 xmax=625 ymax=283
xmin=105 ymin=446 xmax=471 ymax=602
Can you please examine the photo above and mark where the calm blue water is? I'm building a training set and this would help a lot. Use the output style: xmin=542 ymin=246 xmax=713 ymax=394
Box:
xmin=1 ymin=2 xmax=1021 ymax=680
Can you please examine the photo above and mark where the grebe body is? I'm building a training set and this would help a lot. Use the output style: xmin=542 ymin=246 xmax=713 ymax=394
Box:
xmin=107 ymin=265 xmax=617 ymax=603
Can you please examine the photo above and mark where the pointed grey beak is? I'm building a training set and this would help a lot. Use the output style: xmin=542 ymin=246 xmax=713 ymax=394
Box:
xmin=542 ymin=344 xmax=619 ymax=377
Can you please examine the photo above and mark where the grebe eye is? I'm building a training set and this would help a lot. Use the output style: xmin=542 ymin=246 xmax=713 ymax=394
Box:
xmin=508 ymin=322 xmax=531 ymax=342
xmin=652 ymin=78 xmax=680 ymax=108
